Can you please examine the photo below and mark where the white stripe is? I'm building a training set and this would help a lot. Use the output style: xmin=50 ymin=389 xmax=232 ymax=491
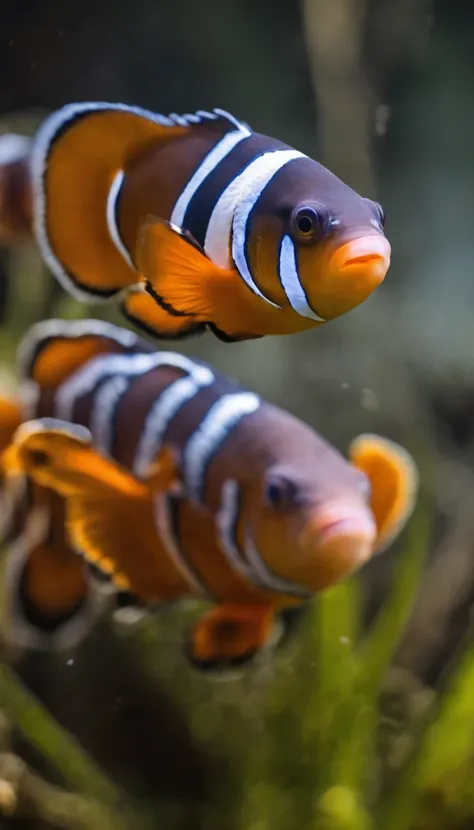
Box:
xmin=133 ymin=364 xmax=214 ymax=478
xmin=244 ymin=530 xmax=312 ymax=598
xmin=89 ymin=375 xmax=129 ymax=456
xmin=13 ymin=417 xmax=92 ymax=445
xmin=204 ymin=149 xmax=304 ymax=304
xmin=55 ymin=351 xmax=204 ymax=428
xmin=30 ymin=101 xmax=175 ymax=303
xmin=216 ymin=479 xmax=311 ymax=597
xmin=232 ymin=150 xmax=304 ymax=305
xmin=216 ymin=479 xmax=255 ymax=581
xmin=17 ymin=317 xmax=137 ymax=380
xmin=184 ymin=392 xmax=260 ymax=503
xmin=106 ymin=170 xmax=135 ymax=270
xmin=170 ymin=127 xmax=250 ymax=229
xmin=279 ymin=234 xmax=325 ymax=321
xmin=0 ymin=134 xmax=31 ymax=165
xmin=154 ymin=495 xmax=209 ymax=596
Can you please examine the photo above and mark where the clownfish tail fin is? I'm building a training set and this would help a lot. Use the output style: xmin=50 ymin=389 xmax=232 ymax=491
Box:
xmin=0 ymin=133 xmax=32 ymax=241
xmin=2 ymin=492 xmax=106 ymax=652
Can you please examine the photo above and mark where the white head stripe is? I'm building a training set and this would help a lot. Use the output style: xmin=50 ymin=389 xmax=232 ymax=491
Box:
xmin=133 ymin=364 xmax=214 ymax=478
xmin=183 ymin=392 xmax=260 ymax=503
xmin=55 ymin=351 xmax=204 ymax=423
xmin=216 ymin=480 xmax=312 ymax=597
xmin=89 ymin=375 xmax=130 ymax=456
xmin=17 ymin=317 xmax=137 ymax=380
xmin=244 ymin=530 xmax=312 ymax=598
xmin=30 ymin=101 xmax=176 ymax=303
xmin=106 ymin=170 xmax=135 ymax=271
xmin=170 ymin=128 xmax=250 ymax=229
xmin=216 ymin=479 xmax=255 ymax=581
xmin=231 ymin=150 xmax=304 ymax=305
xmin=205 ymin=149 xmax=302 ymax=279
xmin=153 ymin=495 xmax=209 ymax=597
xmin=279 ymin=235 xmax=326 ymax=321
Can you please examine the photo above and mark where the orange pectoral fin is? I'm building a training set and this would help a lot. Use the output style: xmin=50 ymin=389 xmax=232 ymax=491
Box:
xmin=349 ymin=433 xmax=419 ymax=553
xmin=3 ymin=418 xmax=145 ymax=498
xmin=136 ymin=217 xmax=235 ymax=320
xmin=2 ymin=418 xmax=179 ymax=602
xmin=187 ymin=604 xmax=278 ymax=671
xmin=121 ymin=284 xmax=206 ymax=341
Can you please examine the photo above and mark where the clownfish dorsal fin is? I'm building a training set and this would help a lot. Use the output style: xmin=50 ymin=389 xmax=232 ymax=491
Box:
xmin=167 ymin=108 xmax=251 ymax=135
xmin=348 ymin=433 xmax=419 ymax=554
xmin=29 ymin=101 xmax=252 ymax=305
xmin=17 ymin=317 xmax=146 ymax=389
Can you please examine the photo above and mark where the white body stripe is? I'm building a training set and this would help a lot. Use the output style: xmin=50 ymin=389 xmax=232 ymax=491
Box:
xmin=183 ymin=392 xmax=260 ymax=503
xmin=153 ymin=495 xmax=209 ymax=596
xmin=244 ymin=530 xmax=312 ymax=598
xmin=279 ymin=234 xmax=325 ymax=321
xmin=170 ymin=127 xmax=250 ymax=229
xmin=133 ymin=365 xmax=214 ymax=478
xmin=106 ymin=170 xmax=135 ymax=270
xmin=17 ymin=317 xmax=137 ymax=380
xmin=216 ymin=479 xmax=255 ymax=581
xmin=30 ymin=101 xmax=176 ymax=303
xmin=89 ymin=375 xmax=129 ymax=456
xmin=204 ymin=149 xmax=304 ymax=305
xmin=55 ymin=351 xmax=205 ymax=424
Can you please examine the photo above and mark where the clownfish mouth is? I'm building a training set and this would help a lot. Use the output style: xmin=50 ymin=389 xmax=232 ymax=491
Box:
xmin=336 ymin=235 xmax=391 ymax=277
xmin=308 ymin=503 xmax=377 ymax=550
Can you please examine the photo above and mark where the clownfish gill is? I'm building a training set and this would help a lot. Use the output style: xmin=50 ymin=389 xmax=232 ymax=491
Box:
xmin=0 ymin=102 xmax=390 ymax=343
xmin=0 ymin=318 xmax=417 ymax=669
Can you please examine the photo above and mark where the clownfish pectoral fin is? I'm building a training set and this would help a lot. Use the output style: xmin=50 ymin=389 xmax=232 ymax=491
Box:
xmin=120 ymin=284 xmax=207 ymax=341
xmin=17 ymin=317 xmax=146 ymax=388
xmin=3 ymin=418 xmax=162 ymax=601
xmin=2 ymin=494 xmax=106 ymax=652
xmin=185 ymin=604 xmax=279 ymax=672
xmin=136 ymin=217 xmax=236 ymax=322
xmin=348 ymin=434 xmax=419 ymax=554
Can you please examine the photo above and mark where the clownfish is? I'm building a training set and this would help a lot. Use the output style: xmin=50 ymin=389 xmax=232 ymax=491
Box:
xmin=0 ymin=102 xmax=390 ymax=342
xmin=0 ymin=318 xmax=416 ymax=669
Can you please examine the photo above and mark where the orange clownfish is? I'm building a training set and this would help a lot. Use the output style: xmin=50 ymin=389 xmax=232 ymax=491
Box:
xmin=1 ymin=319 xmax=416 ymax=669
xmin=0 ymin=102 xmax=390 ymax=342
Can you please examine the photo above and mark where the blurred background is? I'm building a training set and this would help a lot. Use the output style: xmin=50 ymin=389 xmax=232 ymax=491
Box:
xmin=1 ymin=1 xmax=474 ymax=828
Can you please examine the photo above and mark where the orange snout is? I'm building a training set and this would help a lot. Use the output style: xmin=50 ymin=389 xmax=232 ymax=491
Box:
xmin=298 ymin=502 xmax=377 ymax=591
xmin=316 ymin=234 xmax=391 ymax=319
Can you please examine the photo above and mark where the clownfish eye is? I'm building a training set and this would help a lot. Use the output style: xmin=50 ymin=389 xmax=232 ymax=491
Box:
xmin=290 ymin=205 xmax=328 ymax=244
xmin=264 ymin=474 xmax=300 ymax=511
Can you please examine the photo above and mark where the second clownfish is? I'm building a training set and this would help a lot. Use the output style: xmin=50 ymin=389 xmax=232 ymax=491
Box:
xmin=0 ymin=319 xmax=416 ymax=669
xmin=0 ymin=102 xmax=390 ymax=342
